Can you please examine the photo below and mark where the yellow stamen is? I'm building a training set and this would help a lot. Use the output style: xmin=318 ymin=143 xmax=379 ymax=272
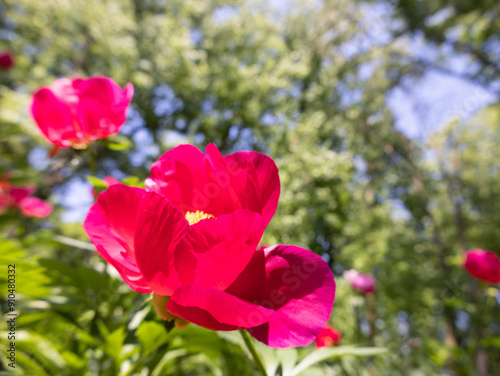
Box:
xmin=185 ymin=210 xmax=215 ymax=225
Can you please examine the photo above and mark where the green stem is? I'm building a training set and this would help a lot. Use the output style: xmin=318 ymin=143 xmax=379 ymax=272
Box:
xmin=88 ymin=147 xmax=96 ymax=176
xmin=472 ymin=284 xmax=490 ymax=375
xmin=239 ymin=330 xmax=267 ymax=376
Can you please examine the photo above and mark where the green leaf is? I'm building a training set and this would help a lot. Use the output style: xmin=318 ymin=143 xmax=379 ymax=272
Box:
xmin=60 ymin=351 xmax=85 ymax=370
xmin=481 ymin=337 xmax=500 ymax=348
xmin=107 ymin=140 xmax=132 ymax=150
xmin=292 ymin=346 xmax=387 ymax=375
xmin=151 ymin=349 xmax=188 ymax=376
xmin=107 ymin=135 xmax=132 ymax=150
xmin=136 ymin=321 xmax=169 ymax=351
xmin=86 ymin=176 xmax=108 ymax=188
xmin=122 ymin=176 xmax=145 ymax=188
xmin=97 ymin=322 xmax=126 ymax=365
xmin=279 ymin=348 xmax=298 ymax=376
xmin=217 ymin=331 xmax=279 ymax=376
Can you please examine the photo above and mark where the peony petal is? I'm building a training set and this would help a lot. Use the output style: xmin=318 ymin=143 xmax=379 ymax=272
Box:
xmin=9 ymin=186 xmax=36 ymax=204
xmin=134 ymin=191 xmax=189 ymax=296
xmin=175 ymin=210 xmax=266 ymax=290
xmin=224 ymin=151 xmax=280 ymax=226
xmin=31 ymin=85 xmax=79 ymax=147
xmin=145 ymin=144 xmax=208 ymax=214
xmin=228 ymin=245 xmax=335 ymax=348
xmin=167 ymin=284 xmax=276 ymax=331
xmin=83 ymin=184 xmax=151 ymax=292
xmin=203 ymin=144 xmax=245 ymax=214
xmin=146 ymin=144 xmax=280 ymax=223
xmin=343 ymin=269 xmax=376 ymax=294
xmin=77 ymin=77 xmax=133 ymax=139
xmin=19 ymin=197 xmax=52 ymax=218
xmin=464 ymin=249 xmax=500 ymax=284
xmin=146 ymin=144 xmax=242 ymax=216
xmin=50 ymin=78 xmax=80 ymax=113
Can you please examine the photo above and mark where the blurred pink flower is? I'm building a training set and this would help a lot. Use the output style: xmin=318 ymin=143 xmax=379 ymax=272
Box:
xmin=30 ymin=76 xmax=133 ymax=148
xmin=343 ymin=269 xmax=376 ymax=295
xmin=8 ymin=186 xmax=36 ymax=204
xmin=0 ymin=181 xmax=52 ymax=218
xmin=463 ymin=249 xmax=500 ymax=284
xmin=315 ymin=325 xmax=342 ymax=347
xmin=19 ymin=197 xmax=52 ymax=218
xmin=0 ymin=51 xmax=14 ymax=70
xmin=0 ymin=182 xmax=35 ymax=211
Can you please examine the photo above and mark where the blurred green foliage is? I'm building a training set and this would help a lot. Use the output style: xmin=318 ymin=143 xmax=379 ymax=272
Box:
xmin=0 ymin=0 xmax=499 ymax=375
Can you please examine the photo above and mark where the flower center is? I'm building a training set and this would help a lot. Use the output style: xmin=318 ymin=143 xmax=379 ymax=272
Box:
xmin=185 ymin=210 xmax=215 ymax=225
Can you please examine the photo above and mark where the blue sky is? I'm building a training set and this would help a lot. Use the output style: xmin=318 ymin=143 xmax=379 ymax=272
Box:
xmin=388 ymin=69 xmax=496 ymax=140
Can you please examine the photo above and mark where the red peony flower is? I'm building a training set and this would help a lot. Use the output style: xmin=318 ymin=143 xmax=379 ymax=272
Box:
xmin=83 ymin=144 xmax=336 ymax=348
xmin=315 ymin=325 xmax=342 ymax=347
xmin=343 ymin=269 xmax=376 ymax=295
xmin=19 ymin=197 xmax=53 ymax=218
xmin=30 ymin=76 xmax=133 ymax=148
xmin=463 ymin=249 xmax=500 ymax=284
xmin=0 ymin=51 xmax=14 ymax=70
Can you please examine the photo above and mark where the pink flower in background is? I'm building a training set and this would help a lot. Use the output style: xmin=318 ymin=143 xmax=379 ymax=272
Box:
xmin=19 ymin=197 xmax=52 ymax=218
xmin=8 ymin=186 xmax=36 ymax=204
xmin=0 ymin=181 xmax=51 ymax=218
xmin=315 ymin=325 xmax=342 ymax=347
xmin=84 ymin=145 xmax=336 ymax=348
xmin=31 ymin=76 xmax=133 ymax=148
xmin=344 ymin=269 xmax=376 ymax=295
xmin=463 ymin=249 xmax=500 ymax=284
xmin=0 ymin=51 xmax=14 ymax=70
xmin=0 ymin=181 xmax=34 ymax=210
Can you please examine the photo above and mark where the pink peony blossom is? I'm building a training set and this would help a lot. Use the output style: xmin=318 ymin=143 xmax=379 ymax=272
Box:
xmin=344 ymin=269 xmax=376 ymax=295
xmin=0 ymin=182 xmax=35 ymax=213
xmin=31 ymin=76 xmax=133 ymax=148
xmin=463 ymin=249 xmax=500 ymax=284
xmin=19 ymin=197 xmax=52 ymax=218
